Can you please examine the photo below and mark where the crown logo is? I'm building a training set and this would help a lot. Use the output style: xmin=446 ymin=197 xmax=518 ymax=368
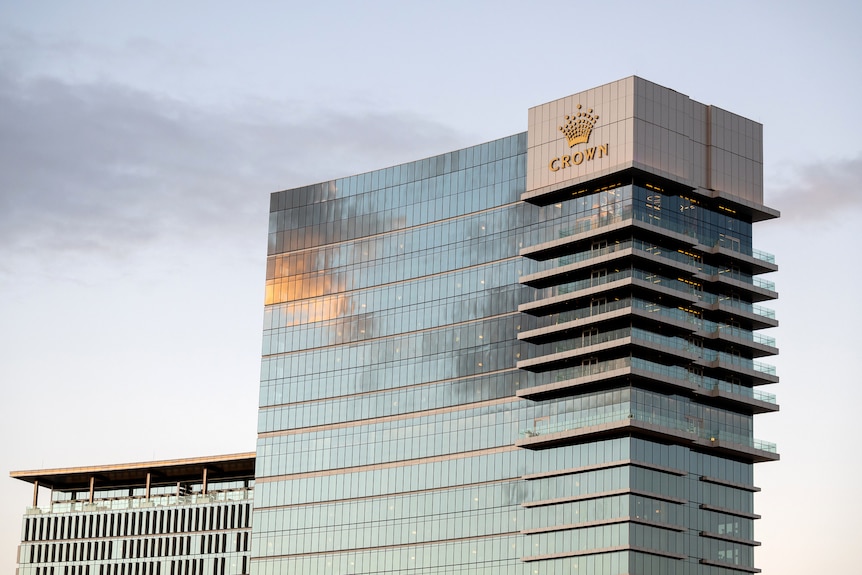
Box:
xmin=558 ymin=104 xmax=599 ymax=147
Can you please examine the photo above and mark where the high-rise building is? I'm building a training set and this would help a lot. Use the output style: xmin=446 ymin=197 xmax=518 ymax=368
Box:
xmin=253 ymin=76 xmax=779 ymax=574
xmin=11 ymin=454 xmax=255 ymax=575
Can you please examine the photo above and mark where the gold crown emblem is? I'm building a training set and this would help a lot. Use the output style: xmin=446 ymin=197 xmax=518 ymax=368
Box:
xmin=558 ymin=104 xmax=599 ymax=147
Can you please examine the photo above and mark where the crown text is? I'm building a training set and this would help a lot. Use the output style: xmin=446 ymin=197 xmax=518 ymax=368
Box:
xmin=549 ymin=144 xmax=609 ymax=172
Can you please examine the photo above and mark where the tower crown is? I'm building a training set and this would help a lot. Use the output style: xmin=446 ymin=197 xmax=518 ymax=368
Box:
xmin=558 ymin=104 xmax=599 ymax=147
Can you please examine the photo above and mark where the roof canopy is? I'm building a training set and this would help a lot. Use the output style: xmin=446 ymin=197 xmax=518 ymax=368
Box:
xmin=10 ymin=452 xmax=256 ymax=492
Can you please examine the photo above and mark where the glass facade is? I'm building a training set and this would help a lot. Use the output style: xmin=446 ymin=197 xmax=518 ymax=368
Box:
xmin=254 ymin=79 xmax=778 ymax=575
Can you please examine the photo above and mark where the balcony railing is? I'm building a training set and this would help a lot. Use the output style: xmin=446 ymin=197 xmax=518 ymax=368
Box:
xmin=520 ymin=409 xmax=777 ymax=455
xmin=752 ymin=277 xmax=776 ymax=291
xmin=539 ymin=355 xmax=777 ymax=405
xmin=629 ymin=358 xmax=777 ymax=402
xmin=555 ymin=268 xmax=703 ymax=299
xmin=542 ymin=298 xmax=776 ymax=350
xmin=554 ymin=326 xmax=634 ymax=353
xmin=552 ymin=328 xmax=775 ymax=377
xmin=557 ymin=239 xmax=635 ymax=267
xmin=550 ymin=207 xmax=776 ymax=268
xmin=538 ymin=267 xmax=777 ymax=325
xmin=554 ymin=297 xmax=634 ymax=324
xmin=554 ymin=268 xmax=631 ymax=295
xmin=751 ymin=249 xmax=776 ymax=264
xmin=553 ymin=238 xmax=777 ymax=293
xmin=34 ymin=488 xmax=253 ymax=515
xmin=711 ymin=297 xmax=776 ymax=319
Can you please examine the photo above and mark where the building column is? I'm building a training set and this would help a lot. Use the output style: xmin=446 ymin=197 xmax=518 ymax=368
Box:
xmin=31 ymin=480 xmax=39 ymax=508
xmin=202 ymin=468 xmax=208 ymax=495
xmin=145 ymin=472 xmax=151 ymax=501
xmin=88 ymin=477 xmax=94 ymax=504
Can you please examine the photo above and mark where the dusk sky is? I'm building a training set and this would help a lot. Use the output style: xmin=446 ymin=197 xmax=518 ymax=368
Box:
xmin=1 ymin=1 xmax=860 ymax=573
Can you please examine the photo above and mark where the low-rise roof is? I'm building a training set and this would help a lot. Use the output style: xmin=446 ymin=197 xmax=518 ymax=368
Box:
xmin=10 ymin=452 xmax=256 ymax=491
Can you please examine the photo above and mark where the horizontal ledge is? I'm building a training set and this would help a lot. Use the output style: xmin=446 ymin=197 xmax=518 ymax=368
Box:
xmin=520 ymin=276 xmax=699 ymax=312
xmin=517 ymin=361 xmax=778 ymax=414
xmin=522 ymin=544 xmax=686 ymax=563
xmin=517 ymin=278 xmax=633 ymax=315
xmin=520 ymin=166 xmax=637 ymax=206
xmin=700 ymin=530 xmax=761 ymax=546
xmin=515 ymin=419 xmax=779 ymax=463
xmin=519 ymin=247 xmax=634 ymax=283
xmin=699 ymin=504 xmax=761 ymax=520
xmin=700 ymin=558 xmax=761 ymax=573
xmin=706 ymin=244 xmax=778 ymax=274
xmin=700 ymin=476 xmax=761 ymax=492
xmin=522 ymin=516 xmax=686 ymax=535
xmin=522 ymin=459 xmax=686 ymax=481
xmin=521 ymin=488 xmax=687 ymax=508
xmin=703 ymin=187 xmax=780 ymax=222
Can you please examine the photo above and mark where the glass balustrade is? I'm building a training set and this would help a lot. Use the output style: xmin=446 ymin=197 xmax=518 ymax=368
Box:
xmin=556 ymin=268 xmax=702 ymax=298
xmin=556 ymin=238 xmax=774 ymax=288
xmin=552 ymin=210 xmax=776 ymax=271
xmin=544 ymin=298 xmax=776 ymax=349
xmin=521 ymin=408 xmax=777 ymax=454
xmin=542 ymin=355 xmax=777 ymax=405
xmin=554 ymin=297 xmax=633 ymax=324
xmin=548 ymin=266 xmax=777 ymax=325
xmin=753 ymin=277 xmax=776 ymax=291
xmin=36 ymin=487 xmax=254 ymax=514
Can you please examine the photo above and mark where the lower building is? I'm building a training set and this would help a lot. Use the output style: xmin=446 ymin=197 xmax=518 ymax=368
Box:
xmin=11 ymin=453 xmax=255 ymax=575
xmin=253 ymin=76 xmax=779 ymax=574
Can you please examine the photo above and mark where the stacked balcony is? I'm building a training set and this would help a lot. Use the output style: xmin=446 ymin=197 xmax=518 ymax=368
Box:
xmin=516 ymin=183 xmax=779 ymax=464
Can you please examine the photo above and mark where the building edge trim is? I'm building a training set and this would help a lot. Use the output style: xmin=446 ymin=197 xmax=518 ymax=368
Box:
xmin=700 ymin=475 xmax=761 ymax=492
xmin=521 ymin=488 xmax=687 ymax=508
xmin=521 ymin=459 xmax=686 ymax=481
xmin=521 ymin=544 xmax=686 ymax=563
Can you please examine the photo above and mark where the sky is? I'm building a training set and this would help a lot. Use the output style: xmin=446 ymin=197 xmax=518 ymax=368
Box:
xmin=1 ymin=0 xmax=860 ymax=572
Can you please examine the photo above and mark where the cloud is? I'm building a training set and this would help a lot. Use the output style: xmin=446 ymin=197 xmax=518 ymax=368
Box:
xmin=769 ymin=155 xmax=862 ymax=222
xmin=0 ymin=67 xmax=469 ymax=267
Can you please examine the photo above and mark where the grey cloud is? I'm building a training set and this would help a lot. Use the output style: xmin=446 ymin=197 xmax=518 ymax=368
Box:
xmin=769 ymin=155 xmax=862 ymax=222
xmin=0 ymin=68 xmax=469 ymax=266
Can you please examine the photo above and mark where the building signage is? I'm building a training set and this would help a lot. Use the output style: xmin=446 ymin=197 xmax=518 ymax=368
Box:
xmin=549 ymin=104 xmax=608 ymax=172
